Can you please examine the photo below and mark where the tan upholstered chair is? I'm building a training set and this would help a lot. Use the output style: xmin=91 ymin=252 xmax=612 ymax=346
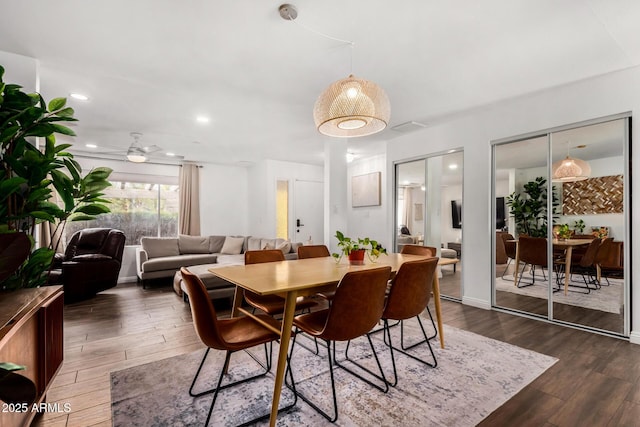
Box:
xmin=297 ymin=244 xmax=330 ymax=259
xmin=181 ymin=267 xmax=295 ymax=425
xmin=243 ymin=250 xmax=317 ymax=315
xmin=287 ymin=266 xmax=392 ymax=422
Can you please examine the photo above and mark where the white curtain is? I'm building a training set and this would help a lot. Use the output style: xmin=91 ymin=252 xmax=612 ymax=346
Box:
xmin=179 ymin=163 xmax=201 ymax=235
xmin=402 ymin=187 xmax=412 ymax=233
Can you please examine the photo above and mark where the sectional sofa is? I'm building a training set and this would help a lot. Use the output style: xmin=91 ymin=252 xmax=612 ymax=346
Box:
xmin=136 ymin=234 xmax=302 ymax=300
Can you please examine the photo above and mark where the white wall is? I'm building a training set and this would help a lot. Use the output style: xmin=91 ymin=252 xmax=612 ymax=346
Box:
xmin=383 ymin=65 xmax=640 ymax=339
xmin=248 ymin=159 xmax=323 ymax=241
xmin=200 ymin=164 xmax=249 ymax=236
xmin=347 ymin=154 xmax=389 ymax=249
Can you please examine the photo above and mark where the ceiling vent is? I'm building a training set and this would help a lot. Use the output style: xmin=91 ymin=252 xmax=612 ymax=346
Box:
xmin=390 ymin=121 xmax=428 ymax=133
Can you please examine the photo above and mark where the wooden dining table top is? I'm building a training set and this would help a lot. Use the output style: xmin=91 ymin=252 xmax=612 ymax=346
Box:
xmin=209 ymin=253 xmax=431 ymax=295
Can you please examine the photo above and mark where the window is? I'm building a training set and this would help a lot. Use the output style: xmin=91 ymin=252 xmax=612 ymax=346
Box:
xmin=64 ymin=178 xmax=179 ymax=245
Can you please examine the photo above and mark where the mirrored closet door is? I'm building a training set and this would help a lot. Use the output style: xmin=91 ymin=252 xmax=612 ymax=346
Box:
xmin=492 ymin=115 xmax=630 ymax=336
xmin=395 ymin=150 xmax=463 ymax=300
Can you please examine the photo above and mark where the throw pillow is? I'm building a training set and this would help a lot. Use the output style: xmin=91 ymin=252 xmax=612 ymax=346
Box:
xmin=248 ymin=237 xmax=263 ymax=251
xmin=209 ymin=236 xmax=226 ymax=253
xmin=178 ymin=235 xmax=210 ymax=254
xmin=262 ymin=242 xmax=275 ymax=250
xmin=141 ymin=237 xmax=180 ymax=259
xmin=220 ymin=236 xmax=245 ymax=254
xmin=276 ymin=240 xmax=291 ymax=255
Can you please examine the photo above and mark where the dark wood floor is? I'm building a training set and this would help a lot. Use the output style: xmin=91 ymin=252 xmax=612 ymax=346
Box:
xmin=34 ymin=278 xmax=639 ymax=427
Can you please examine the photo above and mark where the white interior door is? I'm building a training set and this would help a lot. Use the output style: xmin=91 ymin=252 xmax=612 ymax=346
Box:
xmin=294 ymin=180 xmax=324 ymax=245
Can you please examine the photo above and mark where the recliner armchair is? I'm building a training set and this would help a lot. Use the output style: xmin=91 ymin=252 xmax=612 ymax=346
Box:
xmin=49 ymin=228 xmax=125 ymax=302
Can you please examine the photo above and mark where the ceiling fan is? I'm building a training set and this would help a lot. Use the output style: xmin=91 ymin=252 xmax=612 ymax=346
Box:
xmin=86 ymin=132 xmax=183 ymax=163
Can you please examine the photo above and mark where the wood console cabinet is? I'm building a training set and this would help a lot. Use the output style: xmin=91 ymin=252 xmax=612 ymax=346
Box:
xmin=0 ymin=286 xmax=64 ymax=427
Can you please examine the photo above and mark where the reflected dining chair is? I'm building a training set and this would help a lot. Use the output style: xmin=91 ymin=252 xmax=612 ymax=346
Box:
xmin=181 ymin=267 xmax=296 ymax=426
xmin=286 ymin=266 xmax=392 ymax=422
xmin=567 ymin=237 xmax=602 ymax=292
xmin=499 ymin=233 xmax=517 ymax=279
xmin=243 ymin=250 xmax=317 ymax=316
xmin=516 ymin=236 xmax=550 ymax=288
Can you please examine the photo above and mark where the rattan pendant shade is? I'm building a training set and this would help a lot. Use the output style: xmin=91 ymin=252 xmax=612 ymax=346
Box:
xmin=552 ymin=156 xmax=591 ymax=182
xmin=313 ymin=74 xmax=390 ymax=138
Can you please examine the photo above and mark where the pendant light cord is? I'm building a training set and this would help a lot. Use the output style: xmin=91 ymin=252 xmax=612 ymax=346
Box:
xmin=284 ymin=13 xmax=355 ymax=74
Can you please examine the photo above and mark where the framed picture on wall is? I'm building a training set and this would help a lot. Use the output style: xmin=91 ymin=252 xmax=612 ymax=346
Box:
xmin=352 ymin=172 xmax=381 ymax=207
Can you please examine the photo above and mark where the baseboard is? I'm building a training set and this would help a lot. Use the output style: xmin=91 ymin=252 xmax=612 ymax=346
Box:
xmin=629 ymin=331 xmax=640 ymax=345
xmin=462 ymin=296 xmax=491 ymax=310
xmin=118 ymin=275 xmax=138 ymax=284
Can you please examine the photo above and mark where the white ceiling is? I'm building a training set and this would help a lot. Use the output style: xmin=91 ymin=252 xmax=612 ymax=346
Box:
xmin=1 ymin=1 xmax=639 ymax=166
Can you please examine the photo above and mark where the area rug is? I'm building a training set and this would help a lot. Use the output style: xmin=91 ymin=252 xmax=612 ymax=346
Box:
xmin=496 ymin=271 xmax=623 ymax=314
xmin=111 ymin=322 xmax=556 ymax=426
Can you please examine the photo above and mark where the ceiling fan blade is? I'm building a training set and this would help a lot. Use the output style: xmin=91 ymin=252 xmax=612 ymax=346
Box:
xmin=142 ymin=145 xmax=162 ymax=154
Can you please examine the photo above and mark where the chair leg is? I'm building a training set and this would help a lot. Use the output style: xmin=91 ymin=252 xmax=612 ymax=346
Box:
xmin=338 ymin=334 xmax=389 ymax=393
xmin=286 ymin=330 xmax=339 ymax=422
xmin=386 ymin=316 xmax=437 ymax=374
xmin=516 ymin=262 xmax=534 ymax=288
xmin=501 ymin=257 xmax=513 ymax=279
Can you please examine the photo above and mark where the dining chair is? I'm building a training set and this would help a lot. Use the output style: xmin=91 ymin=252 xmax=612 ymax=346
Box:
xmin=499 ymin=233 xmax=517 ymax=279
xmin=243 ymin=249 xmax=317 ymax=316
xmin=286 ymin=266 xmax=392 ymax=422
xmin=568 ymin=237 xmax=603 ymax=292
xmin=181 ymin=267 xmax=296 ymax=426
xmin=594 ymin=237 xmax=615 ymax=286
xmin=297 ymin=245 xmax=335 ymax=303
xmin=297 ymin=244 xmax=331 ymax=259
xmin=399 ymin=244 xmax=438 ymax=337
xmin=516 ymin=236 xmax=549 ymax=288
xmin=380 ymin=257 xmax=440 ymax=386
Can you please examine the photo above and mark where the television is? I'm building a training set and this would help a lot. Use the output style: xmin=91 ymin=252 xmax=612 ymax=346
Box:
xmin=496 ymin=197 xmax=506 ymax=229
xmin=451 ymin=200 xmax=462 ymax=229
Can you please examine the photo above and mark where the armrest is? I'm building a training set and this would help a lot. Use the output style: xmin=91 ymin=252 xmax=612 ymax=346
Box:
xmin=70 ymin=254 xmax=112 ymax=262
xmin=136 ymin=247 xmax=148 ymax=275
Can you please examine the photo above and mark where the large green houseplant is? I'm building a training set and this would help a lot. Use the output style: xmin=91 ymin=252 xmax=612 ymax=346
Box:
xmin=0 ymin=65 xmax=113 ymax=290
xmin=505 ymin=176 xmax=558 ymax=237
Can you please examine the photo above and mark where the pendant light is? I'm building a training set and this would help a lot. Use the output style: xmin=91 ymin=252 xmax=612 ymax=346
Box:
xmin=552 ymin=143 xmax=591 ymax=182
xmin=279 ymin=4 xmax=390 ymax=138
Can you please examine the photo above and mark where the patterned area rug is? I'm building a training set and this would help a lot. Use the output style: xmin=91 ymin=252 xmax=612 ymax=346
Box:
xmin=111 ymin=322 xmax=556 ymax=426
xmin=496 ymin=272 xmax=623 ymax=314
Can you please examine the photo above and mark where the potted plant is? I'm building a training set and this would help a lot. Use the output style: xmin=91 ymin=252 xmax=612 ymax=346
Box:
xmin=332 ymin=231 xmax=387 ymax=265
xmin=506 ymin=176 xmax=559 ymax=237
xmin=552 ymin=224 xmax=573 ymax=240
xmin=572 ymin=219 xmax=586 ymax=234
xmin=0 ymin=65 xmax=113 ymax=290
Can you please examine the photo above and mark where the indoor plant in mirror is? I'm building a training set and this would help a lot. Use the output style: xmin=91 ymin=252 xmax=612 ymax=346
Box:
xmin=0 ymin=65 xmax=113 ymax=290
xmin=506 ymin=176 xmax=559 ymax=237
xmin=572 ymin=219 xmax=586 ymax=234
xmin=332 ymin=231 xmax=387 ymax=265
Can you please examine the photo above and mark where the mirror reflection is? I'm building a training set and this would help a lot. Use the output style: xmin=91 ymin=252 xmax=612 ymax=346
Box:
xmin=396 ymin=151 xmax=463 ymax=299
xmin=493 ymin=118 xmax=628 ymax=335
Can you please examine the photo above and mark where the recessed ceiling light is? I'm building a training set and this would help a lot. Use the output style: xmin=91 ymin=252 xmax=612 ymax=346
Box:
xmin=85 ymin=143 xmax=97 ymax=148
xmin=402 ymin=180 xmax=410 ymax=185
xmin=449 ymin=164 xmax=458 ymax=170
xmin=447 ymin=149 xmax=456 ymax=153
xmin=196 ymin=116 xmax=210 ymax=123
xmin=70 ymin=93 xmax=89 ymax=101
xmin=166 ymin=152 xmax=176 ymax=157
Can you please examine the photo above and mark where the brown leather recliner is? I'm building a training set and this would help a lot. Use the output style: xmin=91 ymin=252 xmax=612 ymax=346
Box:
xmin=49 ymin=228 xmax=125 ymax=302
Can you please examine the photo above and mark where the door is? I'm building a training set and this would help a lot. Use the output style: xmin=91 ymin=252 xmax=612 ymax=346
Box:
xmin=294 ymin=180 xmax=324 ymax=245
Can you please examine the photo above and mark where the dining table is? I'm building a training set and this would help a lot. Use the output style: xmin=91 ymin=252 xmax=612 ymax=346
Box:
xmin=209 ymin=252 xmax=450 ymax=427
xmin=512 ymin=238 xmax=591 ymax=295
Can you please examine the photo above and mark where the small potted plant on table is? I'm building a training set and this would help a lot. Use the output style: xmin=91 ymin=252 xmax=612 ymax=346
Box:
xmin=332 ymin=231 xmax=387 ymax=265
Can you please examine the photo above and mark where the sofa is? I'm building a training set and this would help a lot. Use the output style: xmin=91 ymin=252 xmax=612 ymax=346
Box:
xmin=136 ymin=234 xmax=303 ymax=299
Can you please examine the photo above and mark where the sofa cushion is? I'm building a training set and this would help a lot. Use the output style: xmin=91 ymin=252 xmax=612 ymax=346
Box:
xmin=247 ymin=237 xmax=262 ymax=251
xmin=221 ymin=236 xmax=244 ymax=254
xmin=142 ymin=254 xmax=218 ymax=272
xmin=141 ymin=237 xmax=180 ymax=259
xmin=178 ymin=235 xmax=210 ymax=254
xmin=209 ymin=235 xmax=227 ymax=254
xmin=291 ymin=241 xmax=303 ymax=254
xmin=276 ymin=240 xmax=291 ymax=255
xmin=215 ymin=254 xmax=245 ymax=266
